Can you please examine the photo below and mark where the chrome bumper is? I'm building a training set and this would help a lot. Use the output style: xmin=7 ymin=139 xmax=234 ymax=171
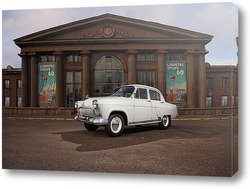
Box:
xmin=74 ymin=114 xmax=108 ymax=125
xmin=74 ymin=106 xmax=108 ymax=125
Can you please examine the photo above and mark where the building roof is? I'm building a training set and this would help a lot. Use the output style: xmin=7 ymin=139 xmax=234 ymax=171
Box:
xmin=14 ymin=13 xmax=213 ymax=47
xmin=205 ymin=63 xmax=238 ymax=73
xmin=2 ymin=65 xmax=21 ymax=75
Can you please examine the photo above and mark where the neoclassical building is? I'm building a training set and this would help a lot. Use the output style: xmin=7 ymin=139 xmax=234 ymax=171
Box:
xmin=14 ymin=13 xmax=213 ymax=108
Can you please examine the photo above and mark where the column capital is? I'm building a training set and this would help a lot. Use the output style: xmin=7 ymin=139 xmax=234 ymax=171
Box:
xmin=27 ymin=52 xmax=36 ymax=56
xmin=156 ymin=50 xmax=168 ymax=54
xmin=127 ymin=50 xmax=138 ymax=54
xmin=198 ymin=50 xmax=209 ymax=55
xmin=81 ymin=50 xmax=91 ymax=55
xmin=53 ymin=51 xmax=63 ymax=55
xmin=18 ymin=52 xmax=27 ymax=57
xmin=185 ymin=50 xmax=209 ymax=55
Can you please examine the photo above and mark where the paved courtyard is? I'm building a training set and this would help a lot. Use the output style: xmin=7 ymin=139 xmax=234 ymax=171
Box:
xmin=2 ymin=116 xmax=238 ymax=177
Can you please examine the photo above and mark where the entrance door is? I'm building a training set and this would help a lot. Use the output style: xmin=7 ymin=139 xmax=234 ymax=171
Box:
xmin=65 ymin=71 xmax=81 ymax=107
xmin=94 ymin=56 xmax=124 ymax=95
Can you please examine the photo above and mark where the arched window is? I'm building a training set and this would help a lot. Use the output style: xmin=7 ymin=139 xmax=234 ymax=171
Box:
xmin=95 ymin=56 xmax=124 ymax=94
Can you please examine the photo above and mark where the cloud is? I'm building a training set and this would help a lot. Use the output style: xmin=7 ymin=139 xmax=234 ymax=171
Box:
xmin=2 ymin=3 xmax=238 ymax=68
xmin=127 ymin=3 xmax=238 ymax=66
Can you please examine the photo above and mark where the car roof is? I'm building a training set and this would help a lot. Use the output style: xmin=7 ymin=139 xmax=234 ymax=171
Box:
xmin=123 ymin=84 xmax=160 ymax=91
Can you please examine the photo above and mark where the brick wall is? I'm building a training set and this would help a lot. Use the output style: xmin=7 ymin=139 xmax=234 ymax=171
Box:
xmin=2 ymin=107 xmax=75 ymax=116
xmin=2 ymin=107 xmax=238 ymax=117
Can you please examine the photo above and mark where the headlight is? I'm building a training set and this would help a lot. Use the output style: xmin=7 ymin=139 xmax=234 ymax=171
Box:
xmin=92 ymin=99 xmax=98 ymax=109
xmin=75 ymin=101 xmax=78 ymax=109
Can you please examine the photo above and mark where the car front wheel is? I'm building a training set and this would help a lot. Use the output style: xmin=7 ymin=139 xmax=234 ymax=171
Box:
xmin=105 ymin=114 xmax=125 ymax=137
xmin=159 ymin=115 xmax=171 ymax=130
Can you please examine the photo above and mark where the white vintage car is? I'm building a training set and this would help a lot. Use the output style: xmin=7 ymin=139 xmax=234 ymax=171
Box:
xmin=75 ymin=84 xmax=178 ymax=137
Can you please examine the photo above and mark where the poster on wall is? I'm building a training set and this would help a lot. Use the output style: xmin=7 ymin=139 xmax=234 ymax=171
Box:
xmin=38 ymin=62 xmax=56 ymax=107
xmin=166 ymin=60 xmax=187 ymax=106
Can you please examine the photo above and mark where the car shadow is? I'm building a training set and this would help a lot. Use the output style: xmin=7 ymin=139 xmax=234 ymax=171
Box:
xmin=52 ymin=125 xmax=178 ymax=152
xmin=52 ymin=119 xmax=223 ymax=152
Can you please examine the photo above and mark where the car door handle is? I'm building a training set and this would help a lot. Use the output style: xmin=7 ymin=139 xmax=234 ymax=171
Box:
xmin=147 ymin=100 xmax=151 ymax=102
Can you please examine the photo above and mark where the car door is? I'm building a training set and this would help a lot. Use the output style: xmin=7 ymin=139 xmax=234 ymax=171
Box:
xmin=133 ymin=88 xmax=152 ymax=123
xmin=149 ymin=89 xmax=164 ymax=121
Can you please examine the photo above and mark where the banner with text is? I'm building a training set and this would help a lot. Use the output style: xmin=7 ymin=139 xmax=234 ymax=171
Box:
xmin=38 ymin=62 xmax=56 ymax=107
xmin=165 ymin=60 xmax=187 ymax=106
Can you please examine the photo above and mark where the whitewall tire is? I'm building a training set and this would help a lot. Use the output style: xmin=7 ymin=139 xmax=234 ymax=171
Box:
xmin=159 ymin=115 xmax=171 ymax=130
xmin=106 ymin=114 xmax=125 ymax=137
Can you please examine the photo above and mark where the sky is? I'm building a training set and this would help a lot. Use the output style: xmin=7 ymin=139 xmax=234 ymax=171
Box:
xmin=1 ymin=1 xmax=238 ymax=68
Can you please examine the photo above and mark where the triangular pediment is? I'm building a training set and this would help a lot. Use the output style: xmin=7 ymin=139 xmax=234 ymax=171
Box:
xmin=15 ymin=13 xmax=213 ymax=46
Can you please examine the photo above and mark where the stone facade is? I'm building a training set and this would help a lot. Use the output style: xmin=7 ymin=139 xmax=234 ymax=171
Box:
xmin=206 ymin=63 xmax=238 ymax=107
xmin=14 ymin=13 xmax=214 ymax=108
xmin=2 ymin=66 xmax=21 ymax=107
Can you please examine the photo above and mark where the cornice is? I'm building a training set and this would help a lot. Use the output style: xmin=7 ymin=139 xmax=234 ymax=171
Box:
xmin=14 ymin=13 xmax=213 ymax=47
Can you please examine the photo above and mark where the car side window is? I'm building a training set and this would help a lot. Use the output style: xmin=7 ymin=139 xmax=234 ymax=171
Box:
xmin=149 ymin=90 xmax=161 ymax=101
xmin=135 ymin=88 xmax=148 ymax=99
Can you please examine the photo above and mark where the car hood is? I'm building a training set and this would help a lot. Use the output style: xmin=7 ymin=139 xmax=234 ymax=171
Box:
xmin=77 ymin=96 xmax=131 ymax=107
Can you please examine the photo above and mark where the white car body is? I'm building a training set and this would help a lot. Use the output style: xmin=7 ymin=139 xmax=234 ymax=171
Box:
xmin=75 ymin=84 xmax=178 ymax=137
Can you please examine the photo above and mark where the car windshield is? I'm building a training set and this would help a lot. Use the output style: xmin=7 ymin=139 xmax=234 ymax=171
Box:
xmin=111 ymin=86 xmax=135 ymax=97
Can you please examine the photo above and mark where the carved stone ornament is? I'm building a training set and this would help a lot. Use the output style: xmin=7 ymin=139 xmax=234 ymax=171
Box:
xmin=102 ymin=25 xmax=115 ymax=38
xmin=86 ymin=24 xmax=130 ymax=38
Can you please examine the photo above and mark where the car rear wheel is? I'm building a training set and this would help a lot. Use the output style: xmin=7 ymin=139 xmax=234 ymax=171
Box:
xmin=84 ymin=123 xmax=99 ymax=131
xmin=159 ymin=115 xmax=171 ymax=130
xmin=106 ymin=114 xmax=125 ymax=137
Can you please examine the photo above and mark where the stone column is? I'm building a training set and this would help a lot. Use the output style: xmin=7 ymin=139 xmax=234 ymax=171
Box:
xmin=29 ymin=52 xmax=38 ymax=107
xmin=157 ymin=50 xmax=167 ymax=96
xmin=55 ymin=52 xmax=63 ymax=107
xmin=81 ymin=51 xmax=90 ymax=99
xmin=185 ymin=52 xmax=196 ymax=108
xmin=127 ymin=50 xmax=137 ymax=84
xmin=197 ymin=51 xmax=207 ymax=108
xmin=19 ymin=53 xmax=29 ymax=107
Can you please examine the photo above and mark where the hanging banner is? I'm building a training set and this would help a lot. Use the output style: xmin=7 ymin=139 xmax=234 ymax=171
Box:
xmin=38 ymin=62 xmax=56 ymax=107
xmin=165 ymin=60 xmax=187 ymax=106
